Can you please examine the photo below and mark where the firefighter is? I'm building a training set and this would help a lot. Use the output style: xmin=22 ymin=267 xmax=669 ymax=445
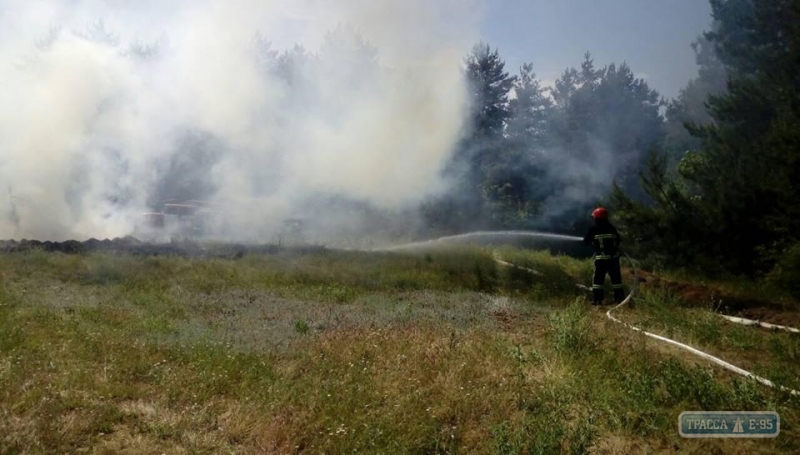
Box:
xmin=583 ymin=207 xmax=625 ymax=305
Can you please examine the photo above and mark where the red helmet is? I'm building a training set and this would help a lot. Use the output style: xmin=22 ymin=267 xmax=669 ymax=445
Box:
xmin=592 ymin=207 xmax=608 ymax=219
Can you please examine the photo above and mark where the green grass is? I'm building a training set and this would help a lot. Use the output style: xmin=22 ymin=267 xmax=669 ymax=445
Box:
xmin=0 ymin=247 xmax=798 ymax=453
xmin=616 ymin=282 xmax=800 ymax=395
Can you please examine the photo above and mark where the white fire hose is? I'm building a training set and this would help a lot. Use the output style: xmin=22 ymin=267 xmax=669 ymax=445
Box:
xmin=496 ymin=251 xmax=800 ymax=397
xmin=381 ymin=231 xmax=798 ymax=396
xmin=718 ymin=315 xmax=800 ymax=334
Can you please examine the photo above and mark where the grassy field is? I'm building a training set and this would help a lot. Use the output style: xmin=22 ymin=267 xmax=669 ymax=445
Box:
xmin=0 ymin=246 xmax=798 ymax=454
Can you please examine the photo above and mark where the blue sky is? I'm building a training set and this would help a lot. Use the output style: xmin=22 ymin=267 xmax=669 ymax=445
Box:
xmin=480 ymin=0 xmax=713 ymax=99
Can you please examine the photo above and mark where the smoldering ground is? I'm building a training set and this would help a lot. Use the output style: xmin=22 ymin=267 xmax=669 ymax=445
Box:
xmin=0 ymin=0 xmax=480 ymax=243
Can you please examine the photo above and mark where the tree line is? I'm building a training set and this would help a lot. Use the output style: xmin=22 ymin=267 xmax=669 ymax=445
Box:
xmin=425 ymin=0 xmax=800 ymax=298
xmin=422 ymin=45 xmax=663 ymax=236
xmin=609 ymin=0 xmax=800 ymax=296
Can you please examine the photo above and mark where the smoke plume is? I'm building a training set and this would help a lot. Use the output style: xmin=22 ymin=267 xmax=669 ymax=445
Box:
xmin=0 ymin=0 xmax=479 ymax=242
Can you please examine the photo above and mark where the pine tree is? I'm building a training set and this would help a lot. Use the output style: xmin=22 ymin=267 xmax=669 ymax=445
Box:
xmin=483 ymin=64 xmax=552 ymax=228
xmin=614 ymin=0 xmax=800 ymax=275
xmin=682 ymin=0 xmax=800 ymax=272
xmin=463 ymin=42 xmax=516 ymax=141
xmin=428 ymin=42 xmax=516 ymax=232
xmin=507 ymin=63 xmax=551 ymax=148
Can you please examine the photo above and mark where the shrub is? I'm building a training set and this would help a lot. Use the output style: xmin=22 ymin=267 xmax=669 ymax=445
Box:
xmin=295 ymin=320 xmax=310 ymax=334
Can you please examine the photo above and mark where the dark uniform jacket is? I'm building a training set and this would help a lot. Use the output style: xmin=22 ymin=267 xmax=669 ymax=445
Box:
xmin=583 ymin=221 xmax=621 ymax=260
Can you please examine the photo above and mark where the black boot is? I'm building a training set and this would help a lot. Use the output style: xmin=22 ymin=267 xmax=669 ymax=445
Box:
xmin=592 ymin=288 xmax=604 ymax=306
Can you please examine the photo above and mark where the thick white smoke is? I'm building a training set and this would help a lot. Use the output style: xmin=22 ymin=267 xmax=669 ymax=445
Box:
xmin=0 ymin=0 xmax=479 ymax=241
